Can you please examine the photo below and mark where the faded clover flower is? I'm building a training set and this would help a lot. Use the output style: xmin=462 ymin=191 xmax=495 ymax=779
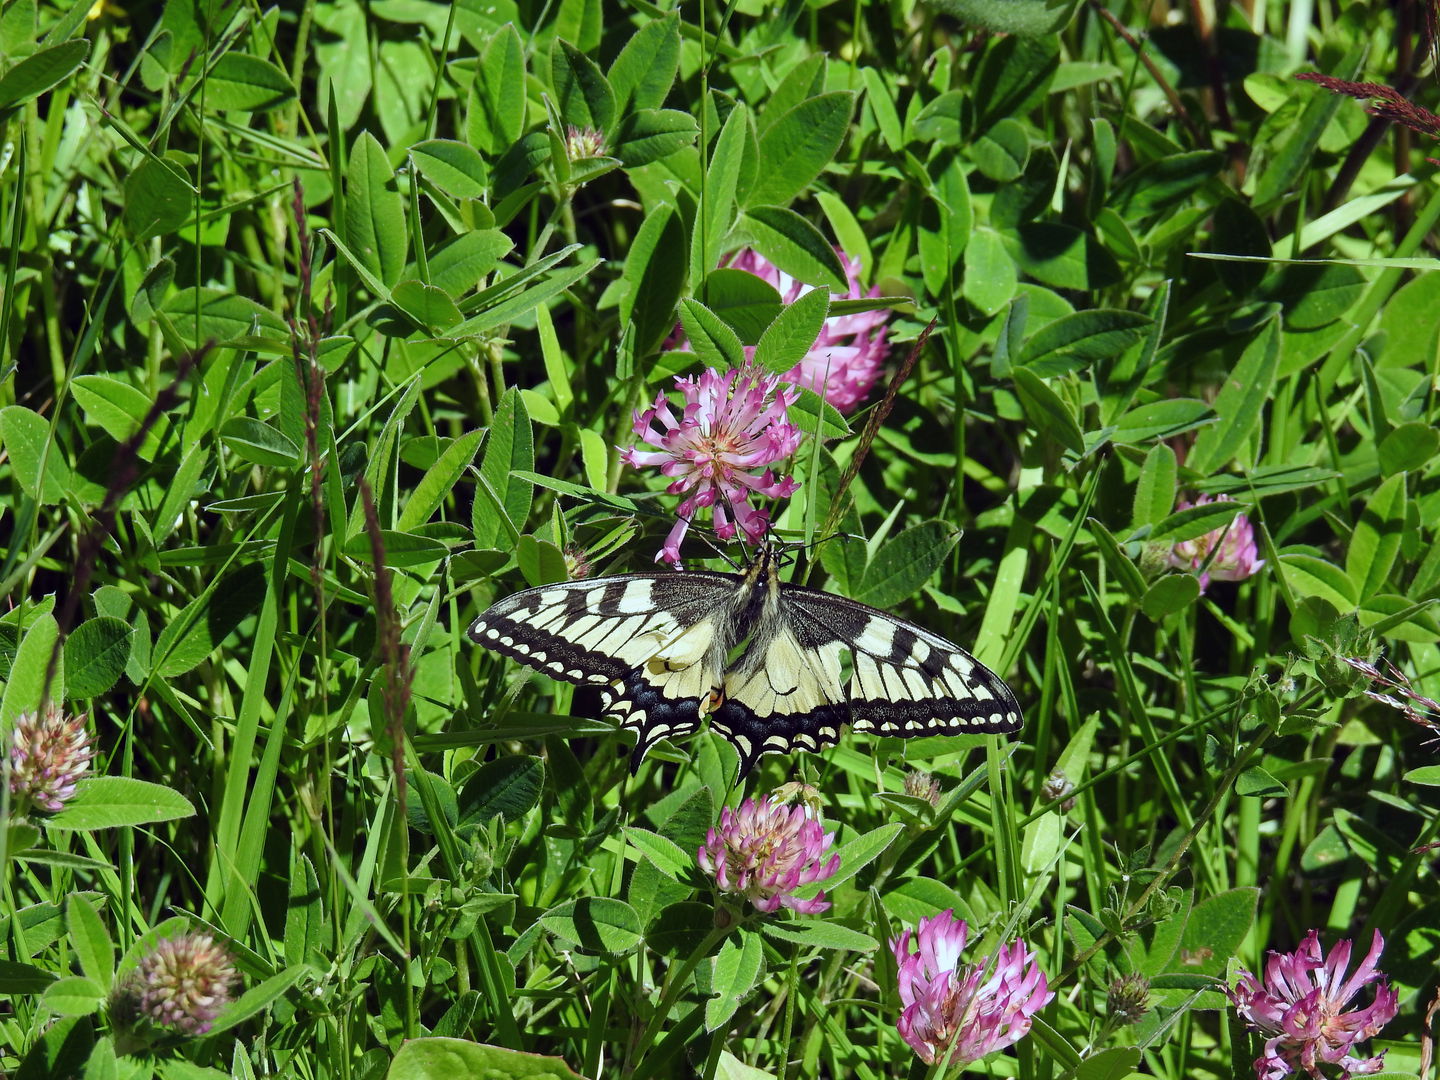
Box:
xmin=113 ymin=931 xmax=239 ymax=1037
xmin=563 ymin=124 xmax=607 ymax=160
xmin=562 ymin=544 xmax=592 ymax=581
xmin=7 ymin=705 xmax=94 ymax=813
xmin=696 ymin=793 xmax=840 ymax=915
xmin=1106 ymin=972 xmax=1151 ymax=1026
xmin=1041 ymin=768 xmax=1077 ymax=812
xmin=890 ymin=910 xmax=1054 ymax=1067
xmin=770 ymin=780 xmax=823 ymax=814
xmin=1229 ymin=929 xmax=1398 ymax=1080
xmin=621 ymin=365 xmax=801 ymax=564
xmin=1168 ymin=494 xmax=1264 ymax=590
xmin=671 ymin=248 xmax=891 ymax=412
xmin=902 ymin=769 xmax=943 ymax=808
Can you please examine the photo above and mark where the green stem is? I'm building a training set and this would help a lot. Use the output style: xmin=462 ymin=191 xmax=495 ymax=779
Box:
xmin=777 ymin=945 xmax=799 ymax=1080
xmin=1058 ymin=729 xmax=1271 ymax=985
xmin=627 ymin=921 xmax=735 ymax=1074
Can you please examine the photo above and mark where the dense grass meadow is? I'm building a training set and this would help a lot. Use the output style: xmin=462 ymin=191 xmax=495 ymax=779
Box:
xmin=3 ymin=0 xmax=1440 ymax=1075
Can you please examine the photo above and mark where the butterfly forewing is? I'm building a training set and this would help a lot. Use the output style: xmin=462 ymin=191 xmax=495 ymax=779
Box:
xmin=468 ymin=573 xmax=729 ymax=683
xmin=787 ymin=589 xmax=1024 ymax=736
xmin=468 ymin=552 xmax=1023 ymax=774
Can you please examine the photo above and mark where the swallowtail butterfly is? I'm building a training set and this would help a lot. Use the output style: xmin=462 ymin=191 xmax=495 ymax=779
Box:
xmin=468 ymin=548 xmax=1023 ymax=774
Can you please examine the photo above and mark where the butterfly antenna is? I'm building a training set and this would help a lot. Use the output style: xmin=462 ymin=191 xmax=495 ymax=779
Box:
xmin=755 ymin=508 xmax=813 ymax=578
xmin=803 ymin=531 xmax=857 ymax=559
xmin=697 ymin=524 xmax=743 ymax=571
xmin=771 ymin=539 xmax=798 ymax=574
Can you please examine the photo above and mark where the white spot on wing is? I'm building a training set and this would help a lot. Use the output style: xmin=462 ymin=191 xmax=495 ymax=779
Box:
xmin=614 ymin=581 xmax=654 ymax=615
xmin=853 ymin=619 xmax=897 ymax=656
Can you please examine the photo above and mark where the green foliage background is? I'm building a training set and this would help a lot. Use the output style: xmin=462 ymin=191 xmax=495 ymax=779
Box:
xmin=1 ymin=0 xmax=1438 ymax=1075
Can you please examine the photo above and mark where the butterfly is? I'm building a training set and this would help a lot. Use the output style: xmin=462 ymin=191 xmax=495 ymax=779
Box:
xmin=467 ymin=547 xmax=1023 ymax=774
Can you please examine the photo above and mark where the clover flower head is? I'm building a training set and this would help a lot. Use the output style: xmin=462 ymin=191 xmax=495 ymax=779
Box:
xmin=7 ymin=705 xmax=94 ymax=813
xmin=1042 ymin=768 xmax=1077 ymax=812
xmin=902 ymin=769 xmax=943 ymax=808
xmin=696 ymin=794 xmax=839 ymax=915
xmin=564 ymin=125 xmax=607 ymax=160
xmin=1107 ymin=972 xmax=1152 ymax=1025
xmin=1229 ymin=929 xmax=1398 ymax=1080
xmin=118 ymin=931 xmax=239 ymax=1037
xmin=723 ymin=248 xmax=891 ymax=412
xmin=890 ymin=910 xmax=1054 ymax=1067
xmin=1168 ymin=493 xmax=1264 ymax=589
xmin=620 ymin=365 xmax=801 ymax=564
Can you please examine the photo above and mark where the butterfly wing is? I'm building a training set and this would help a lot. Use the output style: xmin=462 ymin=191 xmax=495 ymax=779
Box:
xmin=711 ymin=583 xmax=1023 ymax=774
xmin=467 ymin=572 xmax=741 ymax=766
xmin=794 ymin=587 xmax=1024 ymax=735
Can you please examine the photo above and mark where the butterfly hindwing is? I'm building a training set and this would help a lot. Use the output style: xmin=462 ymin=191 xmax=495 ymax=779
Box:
xmin=601 ymin=616 xmax=728 ymax=769
xmin=710 ymin=629 xmax=851 ymax=774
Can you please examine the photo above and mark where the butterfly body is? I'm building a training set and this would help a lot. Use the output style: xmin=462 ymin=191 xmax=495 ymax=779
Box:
xmin=468 ymin=549 xmax=1022 ymax=774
